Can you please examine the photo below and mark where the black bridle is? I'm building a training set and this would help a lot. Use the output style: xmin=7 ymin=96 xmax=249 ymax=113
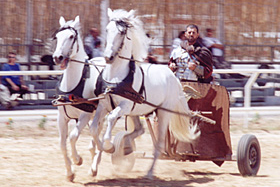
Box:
xmin=52 ymin=26 xmax=79 ymax=60
xmin=106 ymin=19 xmax=132 ymax=62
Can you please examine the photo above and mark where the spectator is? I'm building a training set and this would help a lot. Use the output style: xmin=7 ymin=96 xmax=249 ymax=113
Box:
xmin=84 ymin=28 xmax=101 ymax=59
xmin=169 ymin=24 xmax=213 ymax=83
xmin=92 ymin=40 xmax=103 ymax=58
xmin=203 ymin=28 xmax=229 ymax=69
xmin=0 ymin=83 xmax=17 ymax=109
xmin=1 ymin=52 xmax=29 ymax=99
xmin=172 ymin=31 xmax=186 ymax=50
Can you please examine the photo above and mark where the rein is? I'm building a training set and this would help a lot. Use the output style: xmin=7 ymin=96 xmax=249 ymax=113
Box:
xmin=71 ymin=58 xmax=106 ymax=67
xmin=105 ymin=89 xmax=215 ymax=124
xmin=118 ymin=55 xmax=144 ymax=63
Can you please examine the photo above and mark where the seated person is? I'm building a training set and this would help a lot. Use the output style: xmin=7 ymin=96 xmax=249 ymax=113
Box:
xmin=169 ymin=24 xmax=213 ymax=83
xmin=1 ymin=52 xmax=29 ymax=98
xmin=0 ymin=82 xmax=17 ymax=109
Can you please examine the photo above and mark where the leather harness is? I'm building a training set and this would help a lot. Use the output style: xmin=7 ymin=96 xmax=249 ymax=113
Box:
xmin=94 ymin=60 xmax=146 ymax=111
xmin=56 ymin=63 xmax=98 ymax=114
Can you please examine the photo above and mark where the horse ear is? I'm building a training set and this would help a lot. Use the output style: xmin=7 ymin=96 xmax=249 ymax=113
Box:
xmin=71 ymin=16 xmax=80 ymax=30
xmin=73 ymin=16 xmax=81 ymax=30
xmin=108 ymin=8 xmax=113 ymax=19
xmin=74 ymin=15 xmax=80 ymax=23
xmin=59 ymin=16 xmax=66 ymax=27
xmin=127 ymin=9 xmax=135 ymax=18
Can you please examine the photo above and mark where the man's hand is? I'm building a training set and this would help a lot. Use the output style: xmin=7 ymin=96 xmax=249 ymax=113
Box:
xmin=21 ymin=85 xmax=28 ymax=90
xmin=11 ymin=84 xmax=20 ymax=91
xmin=187 ymin=45 xmax=194 ymax=54
xmin=188 ymin=61 xmax=197 ymax=70
xmin=169 ymin=62 xmax=177 ymax=72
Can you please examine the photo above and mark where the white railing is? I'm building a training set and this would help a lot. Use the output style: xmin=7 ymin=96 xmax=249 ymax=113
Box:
xmin=0 ymin=69 xmax=279 ymax=108
xmin=0 ymin=69 xmax=279 ymax=126
xmin=213 ymin=69 xmax=280 ymax=108
xmin=0 ymin=70 xmax=63 ymax=76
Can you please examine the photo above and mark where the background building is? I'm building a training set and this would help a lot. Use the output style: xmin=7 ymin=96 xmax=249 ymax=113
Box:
xmin=1 ymin=0 xmax=280 ymax=66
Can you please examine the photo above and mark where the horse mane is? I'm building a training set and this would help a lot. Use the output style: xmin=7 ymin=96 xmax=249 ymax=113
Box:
xmin=109 ymin=9 xmax=150 ymax=62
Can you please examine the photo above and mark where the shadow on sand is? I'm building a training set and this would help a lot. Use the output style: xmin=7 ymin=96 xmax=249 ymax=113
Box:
xmin=84 ymin=175 xmax=214 ymax=187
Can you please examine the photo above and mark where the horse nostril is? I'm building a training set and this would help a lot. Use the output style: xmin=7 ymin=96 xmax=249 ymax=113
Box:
xmin=109 ymin=56 xmax=114 ymax=61
xmin=58 ymin=56 xmax=64 ymax=61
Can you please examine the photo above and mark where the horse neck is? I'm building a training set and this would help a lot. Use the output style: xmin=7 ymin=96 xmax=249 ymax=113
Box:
xmin=70 ymin=35 xmax=87 ymax=61
xmin=60 ymin=36 xmax=88 ymax=92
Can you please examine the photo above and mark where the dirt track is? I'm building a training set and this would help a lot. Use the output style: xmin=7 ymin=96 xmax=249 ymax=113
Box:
xmin=0 ymin=115 xmax=279 ymax=187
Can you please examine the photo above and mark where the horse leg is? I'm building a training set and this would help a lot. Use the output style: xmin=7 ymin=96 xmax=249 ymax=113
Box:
xmin=89 ymin=149 xmax=103 ymax=177
xmin=146 ymin=111 xmax=170 ymax=179
xmin=89 ymin=131 xmax=103 ymax=176
xmin=127 ymin=116 xmax=145 ymax=139
xmin=89 ymin=121 xmax=104 ymax=176
xmin=69 ymin=113 xmax=92 ymax=166
xmin=88 ymin=139 xmax=96 ymax=161
xmin=103 ymin=105 xmax=126 ymax=153
xmin=89 ymin=105 xmax=107 ymax=176
xmin=123 ymin=116 xmax=145 ymax=155
xmin=90 ymin=105 xmax=107 ymax=151
xmin=57 ymin=111 xmax=74 ymax=181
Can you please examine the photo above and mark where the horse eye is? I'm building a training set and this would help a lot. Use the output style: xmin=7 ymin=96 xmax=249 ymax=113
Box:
xmin=69 ymin=35 xmax=74 ymax=39
xmin=53 ymin=36 xmax=57 ymax=40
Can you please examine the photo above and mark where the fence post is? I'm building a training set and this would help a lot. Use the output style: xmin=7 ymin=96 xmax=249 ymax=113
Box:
xmin=243 ymin=72 xmax=259 ymax=128
xmin=26 ymin=0 xmax=33 ymax=71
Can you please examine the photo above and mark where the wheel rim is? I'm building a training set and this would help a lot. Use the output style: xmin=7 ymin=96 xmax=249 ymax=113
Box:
xmin=249 ymin=144 xmax=258 ymax=168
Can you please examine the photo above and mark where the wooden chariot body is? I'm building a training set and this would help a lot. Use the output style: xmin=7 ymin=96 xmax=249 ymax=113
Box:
xmin=164 ymin=81 xmax=232 ymax=166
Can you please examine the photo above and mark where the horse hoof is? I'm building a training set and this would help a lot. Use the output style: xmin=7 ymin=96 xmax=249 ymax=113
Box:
xmin=104 ymin=146 xmax=115 ymax=154
xmin=76 ymin=156 xmax=83 ymax=166
xmin=67 ymin=173 xmax=75 ymax=182
xmin=124 ymin=146 xmax=133 ymax=155
xmin=103 ymin=141 xmax=115 ymax=153
xmin=143 ymin=174 xmax=154 ymax=180
xmin=90 ymin=169 xmax=97 ymax=177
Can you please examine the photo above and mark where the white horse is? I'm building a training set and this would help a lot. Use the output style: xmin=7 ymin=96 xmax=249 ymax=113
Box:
xmin=89 ymin=8 xmax=200 ymax=179
xmin=52 ymin=16 xmax=105 ymax=181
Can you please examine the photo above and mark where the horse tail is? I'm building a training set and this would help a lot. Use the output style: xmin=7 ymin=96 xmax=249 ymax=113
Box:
xmin=168 ymin=91 xmax=201 ymax=142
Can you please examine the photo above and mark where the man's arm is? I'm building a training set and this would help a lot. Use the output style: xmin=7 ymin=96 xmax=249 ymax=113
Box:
xmin=193 ymin=47 xmax=213 ymax=79
xmin=211 ymin=43 xmax=224 ymax=50
xmin=5 ymin=77 xmax=19 ymax=91
xmin=203 ymin=38 xmax=224 ymax=50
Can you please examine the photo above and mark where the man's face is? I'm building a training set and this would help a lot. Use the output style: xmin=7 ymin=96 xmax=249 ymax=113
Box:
xmin=185 ymin=27 xmax=199 ymax=45
xmin=8 ymin=54 xmax=16 ymax=64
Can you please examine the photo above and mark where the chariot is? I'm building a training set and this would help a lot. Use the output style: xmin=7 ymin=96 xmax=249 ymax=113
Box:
xmin=111 ymin=81 xmax=261 ymax=177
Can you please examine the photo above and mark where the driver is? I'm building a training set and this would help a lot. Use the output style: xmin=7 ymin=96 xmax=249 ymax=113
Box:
xmin=169 ymin=24 xmax=213 ymax=83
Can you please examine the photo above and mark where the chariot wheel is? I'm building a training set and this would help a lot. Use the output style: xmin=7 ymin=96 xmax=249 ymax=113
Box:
xmin=111 ymin=131 xmax=136 ymax=172
xmin=237 ymin=134 xmax=261 ymax=176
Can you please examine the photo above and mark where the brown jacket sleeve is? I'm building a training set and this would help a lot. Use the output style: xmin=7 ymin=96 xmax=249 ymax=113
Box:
xmin=194 ymin=46 xmax=213 ymax=79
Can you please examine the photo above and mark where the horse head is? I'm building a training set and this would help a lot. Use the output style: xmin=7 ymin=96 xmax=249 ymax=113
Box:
xmin=103 ymin=9 xmax=134 ymax=64
xmin=52 ymin=16 xmax=81 ymax=69
xmin=104 ymin=8 xmax=150 ymax=65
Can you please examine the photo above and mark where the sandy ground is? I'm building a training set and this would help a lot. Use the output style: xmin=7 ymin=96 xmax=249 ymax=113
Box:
xmin=0 ymin=114 xmax=279 ymax=187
